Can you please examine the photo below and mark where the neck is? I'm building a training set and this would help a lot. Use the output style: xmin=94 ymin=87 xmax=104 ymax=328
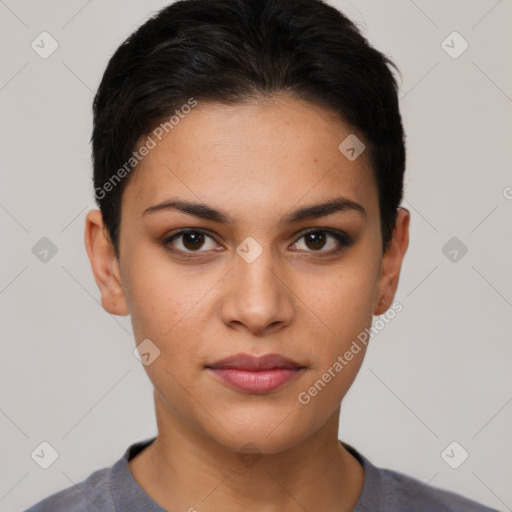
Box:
xmin=128 ymin=393 xmax=364 ymax=512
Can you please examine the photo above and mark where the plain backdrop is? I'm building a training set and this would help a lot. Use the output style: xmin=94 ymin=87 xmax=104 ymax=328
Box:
xmin=1 ymin=1 xmax=511 ymax=511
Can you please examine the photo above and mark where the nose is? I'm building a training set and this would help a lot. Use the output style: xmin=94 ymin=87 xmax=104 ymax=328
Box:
xmin=220 ymin=243 xmax=294 ymax=336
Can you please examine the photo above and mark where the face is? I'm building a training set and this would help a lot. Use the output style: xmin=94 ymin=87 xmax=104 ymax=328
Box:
xmin=86 ymin=94 xmax=409 ymax=454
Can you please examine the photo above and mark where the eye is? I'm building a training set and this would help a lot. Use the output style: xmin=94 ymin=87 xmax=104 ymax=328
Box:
xmin=290 ymin=229 xmax=353 ymax=254
xmin=163 ymin=229 xmax=219 ymax=253
xmin=162 ymin=228 xmax=353 ymax=256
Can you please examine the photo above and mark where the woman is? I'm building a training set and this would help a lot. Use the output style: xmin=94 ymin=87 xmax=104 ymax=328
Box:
xmin=26 ymin=0 xmax=498 ymax=510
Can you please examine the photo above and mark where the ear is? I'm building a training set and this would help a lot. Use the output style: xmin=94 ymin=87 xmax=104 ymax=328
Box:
xmin=374 ymin=207 xmax=410 ymax=315
xmin=84 ymin=209 xmax=129 ymax=316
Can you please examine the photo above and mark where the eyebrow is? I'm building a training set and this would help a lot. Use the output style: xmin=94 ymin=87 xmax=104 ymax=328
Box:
xmin=142 ymin=196 xmax=366 ymax=224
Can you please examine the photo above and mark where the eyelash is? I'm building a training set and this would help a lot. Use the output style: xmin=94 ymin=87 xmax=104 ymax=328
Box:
xmin=161 ymin=228 xmax=354 ymax=257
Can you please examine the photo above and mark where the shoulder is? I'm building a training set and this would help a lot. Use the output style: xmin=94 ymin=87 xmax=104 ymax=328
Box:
xmin=24 ymin=466 xmax=113 ymax=512
xmin=376 ymin=465 xmax=499 ymax=512
xmin=23 ymin=437 xmax=156 ymax=512
xmin=342 ymin=441 xmax=499 ymax=512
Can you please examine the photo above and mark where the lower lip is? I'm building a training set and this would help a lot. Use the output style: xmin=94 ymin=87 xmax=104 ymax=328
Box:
xmin=208 ymin=368 xmax=301 ymax=394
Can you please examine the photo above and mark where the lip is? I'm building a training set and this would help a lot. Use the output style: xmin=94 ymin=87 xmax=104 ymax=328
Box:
xmin=206 ymin=353 xmax=305 ymax=394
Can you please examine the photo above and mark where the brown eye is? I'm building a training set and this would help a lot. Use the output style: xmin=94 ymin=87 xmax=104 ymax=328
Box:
xmin=164 ymin=229 xmax=218 ymax=252
xmin=304 ymin=231 xmax=328 ymax=250
xmin=181 ymin=231 xmax=206 ymax=250
xmin=290 ymin=229 xmax=353 ymax=254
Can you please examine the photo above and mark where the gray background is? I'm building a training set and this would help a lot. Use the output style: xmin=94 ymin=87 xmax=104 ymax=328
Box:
xmin=1 ymin=1 xmax=511 ymax=511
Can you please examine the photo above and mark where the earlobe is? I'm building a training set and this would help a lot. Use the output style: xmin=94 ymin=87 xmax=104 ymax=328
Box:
xmin=373 ymin=207 xmax=410 ymax=316
xmin=84 ymin=210 xmax=129 ymax=316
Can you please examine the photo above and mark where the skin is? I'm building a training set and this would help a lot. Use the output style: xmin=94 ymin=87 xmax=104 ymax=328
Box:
xmin=85 ymin=94 xmax=409 ymax=512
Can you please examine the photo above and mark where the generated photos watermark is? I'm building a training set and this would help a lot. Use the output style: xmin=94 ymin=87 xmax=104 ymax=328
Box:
xmin=94 ymin=98 xmax=198 ymax=200
xmin=298 ymin=301 xmax=403 ymax=405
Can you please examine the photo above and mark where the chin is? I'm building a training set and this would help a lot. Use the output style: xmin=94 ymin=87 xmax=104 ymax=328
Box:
xmin=203 ymin=411 xmax=316 ymax=456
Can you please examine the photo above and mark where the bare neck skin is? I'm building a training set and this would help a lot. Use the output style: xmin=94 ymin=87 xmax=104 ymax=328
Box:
xmin=128 ymin=392 xmax=365 ymax=512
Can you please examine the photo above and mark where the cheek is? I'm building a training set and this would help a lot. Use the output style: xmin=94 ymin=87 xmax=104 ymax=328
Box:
xmin=123 ymin=251 xmax=220 ymax=392
xmin=122 ymin=244 xmax=204 ymax=339
xmin=292 ymin=267 xmax=376 ymax=419
xmin=295 ymin=256 xmax=380 ymax=338
xmin=289 ymin=253 xmax=380 ymax=393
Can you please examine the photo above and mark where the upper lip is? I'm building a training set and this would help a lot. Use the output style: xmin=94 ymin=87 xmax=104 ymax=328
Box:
xmin=206 ymin=353 xmax=303 ymax=371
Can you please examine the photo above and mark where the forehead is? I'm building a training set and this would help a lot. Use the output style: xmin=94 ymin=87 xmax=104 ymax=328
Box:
xmin=122 ymin=95 xmax=378 ymax=222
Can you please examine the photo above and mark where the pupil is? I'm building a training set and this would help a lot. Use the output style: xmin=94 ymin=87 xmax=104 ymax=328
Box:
xmin=307 ymin=232 xmax=325 ymax=250
xmin=183 ymin=232 xmax=204 ymax=250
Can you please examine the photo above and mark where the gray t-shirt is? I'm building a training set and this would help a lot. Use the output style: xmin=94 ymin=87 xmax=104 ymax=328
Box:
xmin=25 ymin=437 xmax=499 ymax=512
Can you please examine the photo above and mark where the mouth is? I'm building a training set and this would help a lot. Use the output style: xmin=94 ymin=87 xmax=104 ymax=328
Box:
xmin=205 ymin=353 xmax=305 ymax=394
